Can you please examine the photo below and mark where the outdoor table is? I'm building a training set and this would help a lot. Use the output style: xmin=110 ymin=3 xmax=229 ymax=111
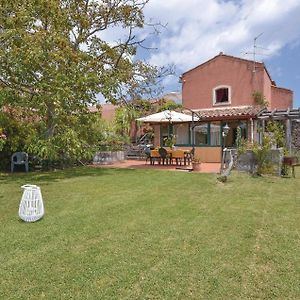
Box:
xmin=150 ymin=149 xmax=192 ymax=166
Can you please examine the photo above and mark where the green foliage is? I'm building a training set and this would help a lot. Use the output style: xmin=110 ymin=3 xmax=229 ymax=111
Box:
xmin=0 ymin=128 xmax=6 ymax=151
xmin=89 ymin=116 xmax=127 ymax=151
xmin=114 ymin=106 xmax=139 ymax=137
xmin=251 ymin=137 xmax=274 ymax=175
xmin=0 ymin=108 xmax=38 ymax=169
xmin=265 ymin=120 xmax=285 ymax=148
xmin=132 ymin=99 xmax=153 ymax=112
xmin=217 ymin=175 xmax=227 ymax=182
xmin=252 ymin=91 xmax=268 ymax=107
xmin=164 ymin=134 xmax=176 ymax=147
xmin=0 ymin=109 xmax=37 ymax=152
xmin=157 ymin=98 xmax=182 ymax=112
xmin=0 ymin=0 xmax=164 ymax=167
xmin=237 ymin=121 xmax=286 ymax=175
xmin=235 ymin=125 xmax=242 ymax=149
xmin=237 ymin=137 xmax=249 ymax=155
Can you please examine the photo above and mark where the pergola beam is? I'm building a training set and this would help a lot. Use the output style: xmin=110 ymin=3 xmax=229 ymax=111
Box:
xmin=257 ymin=108 xmax=300 ymax=120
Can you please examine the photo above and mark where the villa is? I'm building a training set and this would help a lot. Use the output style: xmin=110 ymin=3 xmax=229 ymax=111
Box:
xmin=151 ymin=52 xmax=295 ymax=162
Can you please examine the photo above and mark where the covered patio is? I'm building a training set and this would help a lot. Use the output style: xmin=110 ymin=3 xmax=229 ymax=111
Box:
xmin=136 ymin=107 xmax=263 ymax=163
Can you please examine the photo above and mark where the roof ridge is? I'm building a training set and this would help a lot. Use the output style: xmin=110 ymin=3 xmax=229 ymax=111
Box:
xmin=182 ymin=52 xmax=265 ymax=76
xmin=271 ymin=85 xmax=293 ymax=92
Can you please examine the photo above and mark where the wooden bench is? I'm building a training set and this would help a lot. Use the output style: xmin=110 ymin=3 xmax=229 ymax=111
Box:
xmin=282 ymin=156 xmax=300 ymax=178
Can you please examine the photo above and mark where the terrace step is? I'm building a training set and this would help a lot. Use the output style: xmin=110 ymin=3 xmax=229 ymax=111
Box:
xmin=125 ymin=146 xmax=146 ymax=160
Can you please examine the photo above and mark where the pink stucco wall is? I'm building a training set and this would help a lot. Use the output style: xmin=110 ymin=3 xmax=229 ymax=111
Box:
xmin=182 ymin=53 xmax=293 ymax=110
xmin=182 ymin=54 xmax=264 ymax=109
xmin=270 ymin=86 xmax=293 ymax=109
xmin=262 ymin=69 xmax=272 ymax=109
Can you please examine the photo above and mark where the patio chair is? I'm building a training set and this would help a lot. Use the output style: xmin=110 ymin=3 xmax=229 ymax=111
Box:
xmin=144 ymin=146 xmax=151 ymax=164
xmin=185 ymin=148 xmax=194 ymax=165
xmin=171 ymin=150 xmax=185 ymax=166
xmin=11 ymin=152 xmax=29 ymax=173
xmin=158 ymin=147 xmax=171 ymax=165
xmin=150 ymin=149 xmax=161 ymax=165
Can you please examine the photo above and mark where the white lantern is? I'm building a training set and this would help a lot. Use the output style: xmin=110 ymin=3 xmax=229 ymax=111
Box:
xmin=19 ymin=184 xmax=44 ymax=222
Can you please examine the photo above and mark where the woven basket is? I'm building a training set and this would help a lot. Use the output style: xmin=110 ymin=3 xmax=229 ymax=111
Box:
xmin=19 ymin=184 xmax=44 ymax=222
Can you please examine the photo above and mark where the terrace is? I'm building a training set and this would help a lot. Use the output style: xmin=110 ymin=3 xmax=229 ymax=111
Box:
xmin=91 ymin=159 xmax=221 ymax=173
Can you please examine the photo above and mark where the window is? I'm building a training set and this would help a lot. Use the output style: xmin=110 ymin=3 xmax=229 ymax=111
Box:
xmin=210 ymin=122 xmax=221 ymax=146
xmin=213 ymin=86 xmax=231 ymax=105
xmin=194 ymin=123 xmax=208 ymax=145
xmin=161 ymin=124 xmax=170 ymax=146
xmin=239 ymin=121 xmax=247 ymax=139
xmin=173 ymin=123 xmax=189 ymax=145
xmin=223 ymin=120 xmax=248 ymax=147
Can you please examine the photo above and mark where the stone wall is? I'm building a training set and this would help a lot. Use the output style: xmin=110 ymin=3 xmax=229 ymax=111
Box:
xmin=234 ymin=149 xmax=283 ymax=176
xmin=93 ymin=151 xmax=125 ymax=165
xmin=292 ymin=121 xmax=300 ymax=151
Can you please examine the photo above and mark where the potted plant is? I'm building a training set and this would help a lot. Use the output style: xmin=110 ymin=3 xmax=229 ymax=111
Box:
xmin=192 ymin=157 xmax=201 ymax=171
xmin=163 ymin=134 xmax=176 ymax=149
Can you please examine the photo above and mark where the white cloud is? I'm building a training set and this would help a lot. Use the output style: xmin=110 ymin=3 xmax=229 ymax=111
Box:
xmin=141 ymin=0 xmax=300 ymax=74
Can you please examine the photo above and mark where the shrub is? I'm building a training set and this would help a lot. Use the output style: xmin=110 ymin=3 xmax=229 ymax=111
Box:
xmin=237 ymin=121 xmax=286 ymax=175
xmin=252 ymin=91 xmax=268 ymax=107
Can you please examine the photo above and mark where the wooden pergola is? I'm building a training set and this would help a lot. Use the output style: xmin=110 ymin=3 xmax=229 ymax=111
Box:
xmin=257 ymin=108 xmax=300 ymax=153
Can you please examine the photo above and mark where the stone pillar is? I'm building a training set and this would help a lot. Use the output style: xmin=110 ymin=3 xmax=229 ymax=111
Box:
xmin=286 ymin=119 xmax=292 ymax=154
xmin=250 ymin=118 xmax=254 ymax=143
xmin=153 ymin=125 xmax=160 ymax=147
xmin=291 ymin=120 xmax=300 ymax=151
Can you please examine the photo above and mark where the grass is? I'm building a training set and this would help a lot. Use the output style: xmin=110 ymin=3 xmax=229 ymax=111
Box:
xmin=0 ymin=167 xmax=299 ymax=299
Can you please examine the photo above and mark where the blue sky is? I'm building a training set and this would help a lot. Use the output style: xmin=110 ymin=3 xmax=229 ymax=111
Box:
xmin=103 ymin=0 xmax=300 ymax=107
xmin=141 ymin=0 xmax=300 ymax=107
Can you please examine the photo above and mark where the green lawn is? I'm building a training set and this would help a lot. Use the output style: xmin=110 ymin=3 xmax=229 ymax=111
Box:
xmin=0 ymin=168 xmax=299 ymax=299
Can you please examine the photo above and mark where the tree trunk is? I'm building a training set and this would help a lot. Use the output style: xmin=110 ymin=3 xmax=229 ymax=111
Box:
xmin=46 ymin=102 xmax=55 ymax=138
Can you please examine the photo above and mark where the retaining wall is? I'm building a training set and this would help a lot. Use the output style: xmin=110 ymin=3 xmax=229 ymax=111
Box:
xmin=93 ymin=151 xmax=125 ymax=165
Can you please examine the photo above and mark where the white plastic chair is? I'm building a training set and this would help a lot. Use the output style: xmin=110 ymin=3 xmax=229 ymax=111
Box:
xmin=19 ymin=184 xmax=44 ymax=222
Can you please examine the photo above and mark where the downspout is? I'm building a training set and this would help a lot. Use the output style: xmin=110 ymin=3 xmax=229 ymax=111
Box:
xmin=286 ymin=118 xmax=292 ymax=154
xmin=261 ymin=119 xmax=265 ymax=144
xmin=250 ymin=118 xmax=254 ymax=143
xmin=192 ymin=112 xmax=195 ymax=154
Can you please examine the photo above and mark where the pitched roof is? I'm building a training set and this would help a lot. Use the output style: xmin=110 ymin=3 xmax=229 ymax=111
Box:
xmin=185 ymin=105 xmax=264 ymax=121
xmin=182 ymin=52 xmax=273 ymax=83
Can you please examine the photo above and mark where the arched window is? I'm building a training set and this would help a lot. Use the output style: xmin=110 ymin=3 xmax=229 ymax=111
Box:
xmin=213 ymin=86 xmax=231 ymax=105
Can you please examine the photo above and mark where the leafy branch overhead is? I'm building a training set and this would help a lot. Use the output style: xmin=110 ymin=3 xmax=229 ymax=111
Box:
xmin=0 ymin=0 xmax=166 ymax=106
xmin=0 ymin=0 xmax=169 ymax=162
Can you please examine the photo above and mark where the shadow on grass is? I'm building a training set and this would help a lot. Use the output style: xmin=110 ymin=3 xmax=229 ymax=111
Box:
xmin=0 ymin=166 xmax=140 ymax=185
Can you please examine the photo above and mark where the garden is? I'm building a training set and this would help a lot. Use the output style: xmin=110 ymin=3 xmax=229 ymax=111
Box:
xmin=1 ymin=167 xmax=299 ymax=299
xmin=1 ymin=2 xmax=300 ymax=298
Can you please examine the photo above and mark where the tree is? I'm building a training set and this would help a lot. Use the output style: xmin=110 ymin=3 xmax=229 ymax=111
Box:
xmin=0 ymin=0 xmax=164 ymax=162
xmin=114 ymin=105 xmax=138 ymax=137
xmin=157 ymin=98 xmax=182 ymax=112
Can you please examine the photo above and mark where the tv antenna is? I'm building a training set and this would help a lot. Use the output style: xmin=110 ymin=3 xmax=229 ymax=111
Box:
xmin=242 ymin=33 xmax=269 ymax=73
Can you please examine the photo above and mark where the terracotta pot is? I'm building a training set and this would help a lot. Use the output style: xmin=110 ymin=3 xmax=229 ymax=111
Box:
xmin=192 ymin=162 xmax=201 ymax=171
